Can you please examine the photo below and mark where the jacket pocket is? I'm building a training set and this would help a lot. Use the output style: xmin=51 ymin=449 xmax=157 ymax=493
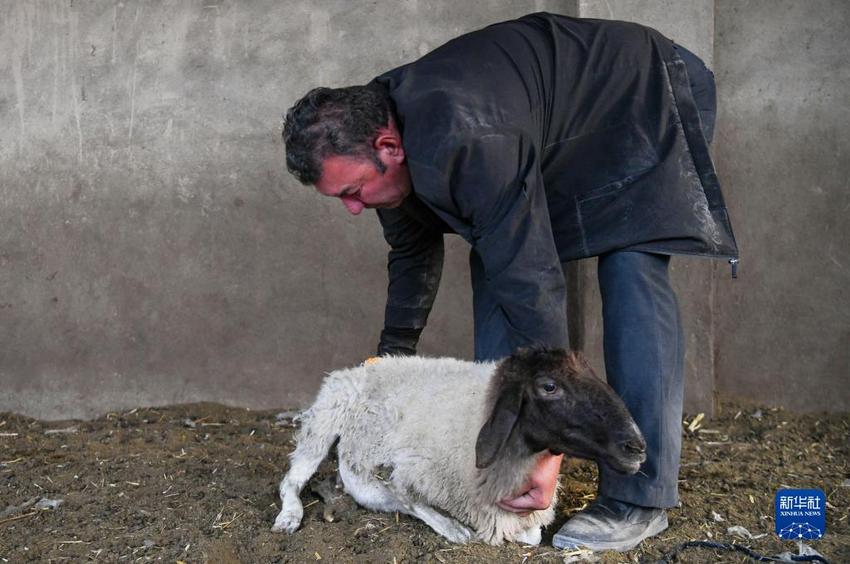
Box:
xmin=574 ymin=164 xmax=659 ymax=256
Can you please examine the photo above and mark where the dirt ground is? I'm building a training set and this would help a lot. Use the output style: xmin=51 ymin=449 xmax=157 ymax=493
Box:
xmin=1 ymin=400 xmax=847 ymax=563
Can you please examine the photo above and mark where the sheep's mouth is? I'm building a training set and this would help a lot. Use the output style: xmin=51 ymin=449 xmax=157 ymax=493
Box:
xmin=554 ymin=445 xmax=645 ymax=474
xmin=549 ymin=436 xmax=646 ymax=474
xmin=608 ymin=454 xmax=645 ymax=474
xmin=603 ymin=448 xmax=646 ymax=474
xmin=548 ymin=445 xmax=639 ymax=474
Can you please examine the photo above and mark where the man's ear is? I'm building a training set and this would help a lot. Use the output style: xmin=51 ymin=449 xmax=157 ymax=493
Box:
xmin=373 ymin=122 xmax=405 ymax=163
xmin=475 ymin=384 xmax=523 ymax=469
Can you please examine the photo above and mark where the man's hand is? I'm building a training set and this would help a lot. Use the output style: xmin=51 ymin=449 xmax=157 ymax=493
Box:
xmin=377 ymin=326 xmax=422 ymax=357
xmin=496 ymin=451 xmax=563 ymax=516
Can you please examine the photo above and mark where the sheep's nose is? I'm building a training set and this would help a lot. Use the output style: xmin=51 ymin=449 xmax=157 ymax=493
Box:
xmin=619 ymin=438 xmax=646 ymax=456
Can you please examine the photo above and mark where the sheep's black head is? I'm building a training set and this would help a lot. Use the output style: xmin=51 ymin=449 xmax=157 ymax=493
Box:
xmin=475 ymin=348 xmax=646 ymax=474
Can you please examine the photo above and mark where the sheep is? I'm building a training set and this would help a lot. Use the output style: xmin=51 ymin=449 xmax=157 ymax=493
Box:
xmin=271 ymin=348 xmax=646 ymax=545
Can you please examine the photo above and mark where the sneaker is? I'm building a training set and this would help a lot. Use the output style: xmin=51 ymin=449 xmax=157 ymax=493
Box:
xmin=552 ymin=495 xmax=668 ymax=552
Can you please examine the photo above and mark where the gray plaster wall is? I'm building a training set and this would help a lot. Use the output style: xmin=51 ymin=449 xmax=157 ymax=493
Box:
xmin=576 ymin=0 xmax=719 ymax=415
xmin=713 ymin=0 xmax=850 ymax=412
xmin=4 ymin=1 xmax=847 ymax=420
xmin=0 ymin=1 xmax=573 ymax=420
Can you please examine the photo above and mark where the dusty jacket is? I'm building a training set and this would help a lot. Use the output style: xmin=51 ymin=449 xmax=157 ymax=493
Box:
xmin=373 ymin=13 xmax=738 ymax=353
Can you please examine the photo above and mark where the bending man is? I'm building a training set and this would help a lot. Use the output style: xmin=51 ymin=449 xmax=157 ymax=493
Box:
xmin=282 ymin=13 xmax=738 ymax=551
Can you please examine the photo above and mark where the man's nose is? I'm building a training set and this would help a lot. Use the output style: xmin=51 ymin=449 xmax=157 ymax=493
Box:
xmin=341 ymin=196 xmax=364 ymax=215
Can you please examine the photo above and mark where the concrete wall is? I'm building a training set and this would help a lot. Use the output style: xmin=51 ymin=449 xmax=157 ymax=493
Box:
xmin=3 ymin=1 xmax=847 ymax=420
xmin=0 ymin=1 xmax=572 ymax=420
xmin=576 ymin=0 xmax=719 ymax=415
xmin=713 ymin=0 xmax=850 ymax=412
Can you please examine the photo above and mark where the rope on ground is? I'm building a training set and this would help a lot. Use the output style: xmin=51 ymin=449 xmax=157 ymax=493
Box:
xmin=652 ymin=540 xmax=830 ymax=563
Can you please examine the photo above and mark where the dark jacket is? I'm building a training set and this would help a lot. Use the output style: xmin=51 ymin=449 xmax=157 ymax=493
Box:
xmin=372 ymin=13 xmax=738 ymax=354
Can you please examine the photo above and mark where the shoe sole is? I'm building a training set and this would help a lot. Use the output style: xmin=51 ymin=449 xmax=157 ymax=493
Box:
xmin=552 ymin=511 xmax=668 ymax=552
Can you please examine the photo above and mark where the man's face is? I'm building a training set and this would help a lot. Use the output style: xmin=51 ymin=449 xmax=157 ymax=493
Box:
xmin=314 ymin=154 xmax=412 ymax=215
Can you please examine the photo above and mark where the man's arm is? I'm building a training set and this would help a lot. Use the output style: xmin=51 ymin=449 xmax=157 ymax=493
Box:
xmin=450 ymin=131 xmax=567 ymax=512
xmin=449 ymin=130 xmax=568 ymax=355
xmin=375 ymin=207 xmax=445 ymax=356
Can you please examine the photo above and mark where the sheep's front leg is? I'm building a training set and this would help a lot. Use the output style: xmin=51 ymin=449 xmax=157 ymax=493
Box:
xmin=363 ymin=469 xmax=474 ymax=543
xmin=340 ymin=461 xmax=475 ymax=544
xmin=406 ymin=503 xmax=475 ymax=544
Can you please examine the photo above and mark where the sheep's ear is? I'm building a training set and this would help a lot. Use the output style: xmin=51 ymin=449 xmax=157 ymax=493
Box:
xmin=565 ymin=350 xmax=591 ymax=376
xmin=475 ymin=384 xmax=522 ymax=469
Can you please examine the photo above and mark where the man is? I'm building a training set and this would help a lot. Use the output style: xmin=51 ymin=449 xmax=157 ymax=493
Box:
xmin=282 ymin=13 xmax=738 ymax=551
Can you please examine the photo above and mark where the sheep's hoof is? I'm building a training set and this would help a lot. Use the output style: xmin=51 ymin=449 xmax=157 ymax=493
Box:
xmin=448 ymin=527 xmax=473 ymax=544
xmin=271 ymin=506 xmax=303 ymax=534
xmin=513 ymin=525 xmax=542 ymax=546
xmin=437 ymin=519 xmax=474 ymax=544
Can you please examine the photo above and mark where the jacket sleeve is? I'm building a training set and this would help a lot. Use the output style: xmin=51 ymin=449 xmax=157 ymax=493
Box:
xmin=375 ymin=207 xmax=445 ymax=355
xmin=447 ymin=130 xmax=568 ymax=352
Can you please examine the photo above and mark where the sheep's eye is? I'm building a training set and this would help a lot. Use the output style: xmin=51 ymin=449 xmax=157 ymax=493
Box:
xmin=535 ymin=378 xmax=563 ymax=397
